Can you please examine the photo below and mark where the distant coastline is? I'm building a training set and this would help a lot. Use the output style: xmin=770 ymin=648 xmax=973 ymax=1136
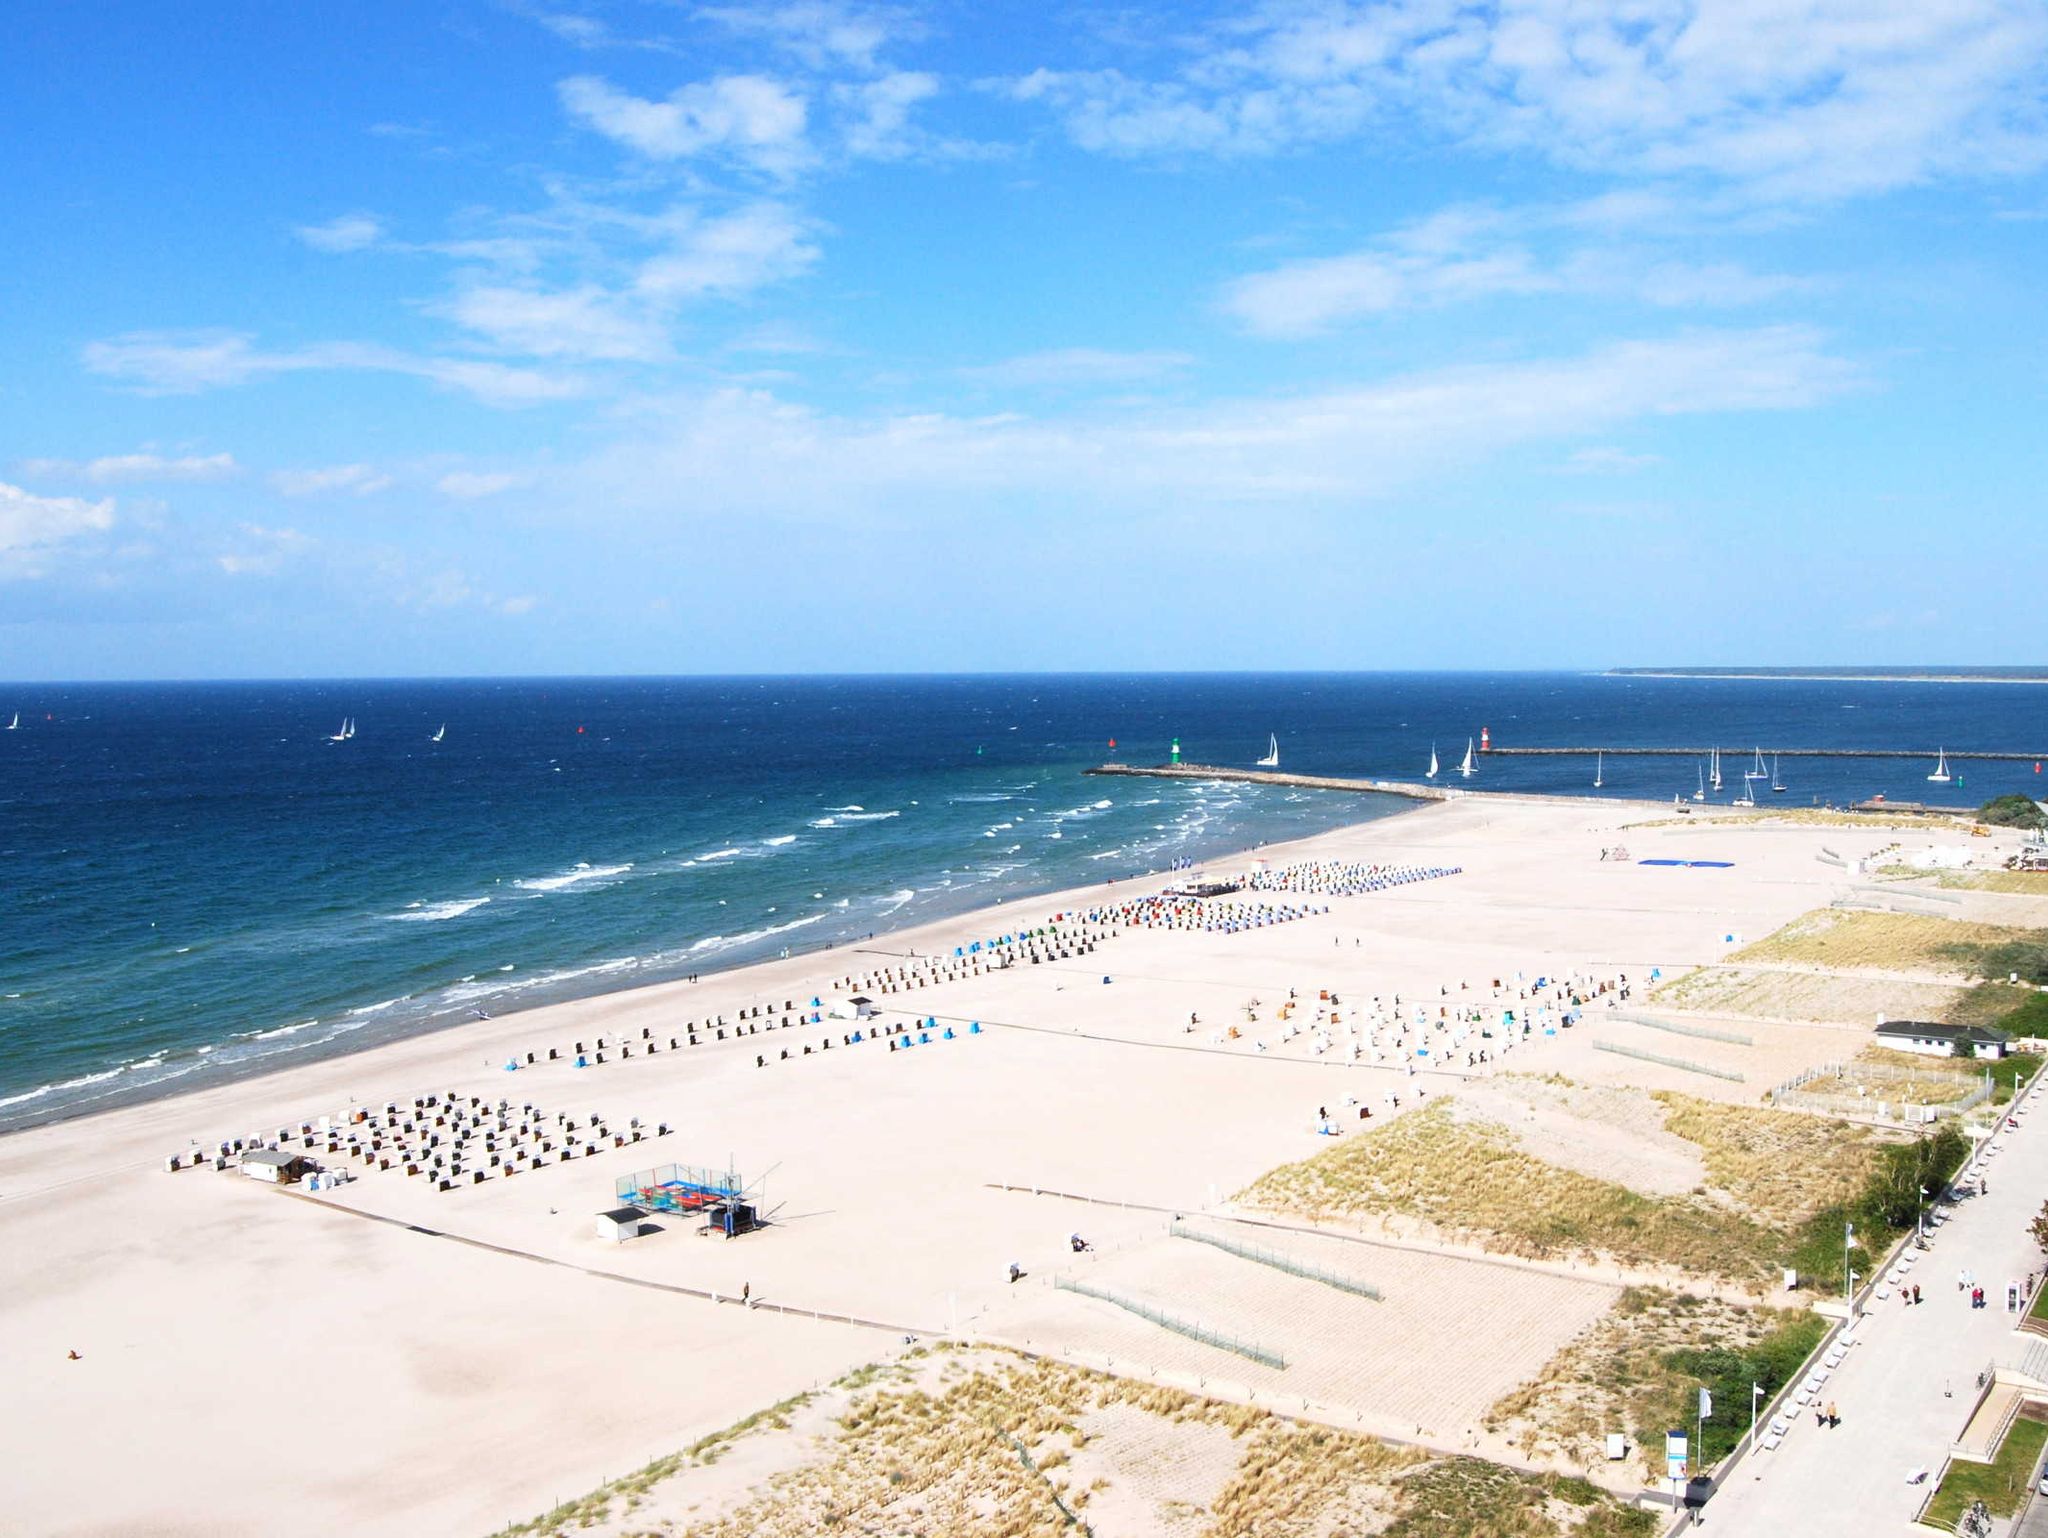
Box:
xmin=1607 ymin=667 xmax=2048 ymax=684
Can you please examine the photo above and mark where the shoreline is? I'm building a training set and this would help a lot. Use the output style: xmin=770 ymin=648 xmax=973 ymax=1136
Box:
xmin=0 ymin=786 xmax=1428 ymax=1145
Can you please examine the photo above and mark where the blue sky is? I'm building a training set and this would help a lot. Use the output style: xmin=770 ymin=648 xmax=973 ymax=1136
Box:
xmin=4 ymin=0 xmax=2046 ymax=678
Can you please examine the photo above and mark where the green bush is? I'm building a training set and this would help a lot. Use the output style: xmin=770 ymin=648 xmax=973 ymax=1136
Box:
xmin=1786 ymin=1126 xmax=1969 ymax=1297
xmin=1968 ymin=938 xmax=2048 ymax=987
xmin=1978 ymin=794 xmax=2047 ymax=830
xmin=1662 ymin=1311 xmax=1828 ymax=1466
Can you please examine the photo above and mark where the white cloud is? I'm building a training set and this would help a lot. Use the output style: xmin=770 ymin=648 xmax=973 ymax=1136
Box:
xmin=18 ymin=452 xmax=238 ymax=485
xmin=0 ymin=482 xmax=115 ymax=578
xmin=633 ymin=202 xmax=819 ymax=300
xmin=217 ymin=523 xmax=313 ymax=577
xmin=1005 ymin=1 xmax=2048 ymax=198
xmin=444 ymin=284 xmax=669 ymax=362
xmin=700 ymin=2 xmax=898 ymax=71
xmin=839 ymin=70 xmax=940 ymax=159
xmin=82 ymin=331 xmax=584 ymax=408
xmin=270 ymin=464 xmax=394 ymax=497
xmin=1223 ymin=204 xmax=1806 ymax=336
xmin=558 ymin=73 xmax=809 ymax=171
xmin=961 ymin=348 xmax=1194 ymax=388
xmin=436 ymin=471 xmax=526 ymax=499
xmin=581 ymin=327 xmax=1855 ymax=512
xmin=295 ymin=213 xmax=385 ymax=252
xmin=1561 ymin=446 xmax=1663 ymax=474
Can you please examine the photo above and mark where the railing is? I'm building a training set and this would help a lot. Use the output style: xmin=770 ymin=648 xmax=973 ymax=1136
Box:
xmin=1169 ymin=1219 xmax=1383 ymax=1301
xmin=1610 ymin=1011 xmax=1753 ymax=1045
xmin=1052 ymin=1275 xmax=1287 ymax=1369
xmin=1591 ymin=1041 xmax=1745 ymax=1081
xmin=1769 ymin=1061 xmax=1992 ymax=1121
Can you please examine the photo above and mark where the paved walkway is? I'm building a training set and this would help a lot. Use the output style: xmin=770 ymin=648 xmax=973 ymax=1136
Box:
xmin=1700 ymin=1077 xmax=2048 ymax=1535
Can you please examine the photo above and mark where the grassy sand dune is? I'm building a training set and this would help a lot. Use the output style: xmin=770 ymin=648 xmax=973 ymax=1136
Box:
xmin=1650 ymin=965 xmax=1964 ymax=1024
xmin=494 ymin=1346 xmax=1654 ymax=1538
xmin=1237 ymin=1088 xmax=1890 ymax=1285
xmin=1732 ymin=909 xmax=2042 ymax=977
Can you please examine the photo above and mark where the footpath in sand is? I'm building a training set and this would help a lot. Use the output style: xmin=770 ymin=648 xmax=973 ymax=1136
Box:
xmin=0 ymin=794 xmax=2018 ymax=1536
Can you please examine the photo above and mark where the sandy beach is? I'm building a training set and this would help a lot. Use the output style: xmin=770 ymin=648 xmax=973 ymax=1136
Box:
xmin=3 ymin=790 xmax=2024 ymax=1536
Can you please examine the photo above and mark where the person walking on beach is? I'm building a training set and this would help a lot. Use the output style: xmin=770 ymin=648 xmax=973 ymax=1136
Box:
xmin=1826 ymin=1401 xmax=1839 ymax=1429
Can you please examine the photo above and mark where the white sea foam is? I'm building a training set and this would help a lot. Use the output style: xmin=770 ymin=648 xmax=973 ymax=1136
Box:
xmin=698 ymin=847 xmax=745 ymax=861
xmin=875 ymin=888 xmax=916 ymax=914
xmin=387 ymin=896 xmax=491 ymax=922
xmin=680 ymin=913 xmax=827 ymax=958
xmin=515 ymin=861 xmax=633 ymax=892
xmin=762 ymin=834 xmax=798 ymax=847
xmin=834 ymin=810 xmax=899 ymax=823
xmin=808 ymin=817 xmax=837 ymax=828
xmin=827 ymin=804 xmax=864 ymax=812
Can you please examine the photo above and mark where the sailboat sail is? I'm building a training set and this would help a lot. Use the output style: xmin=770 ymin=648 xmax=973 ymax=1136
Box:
xmin=1692 ymin=761 xmax=1706 ymax=802
xmin=1710 ymin=748 xmax=1722 ymax=790
xmin=1426 ymin=744 xmax=1439 ymax=780
xmin=1771 ymin=754 xmax=1785 ymax=793
xmin=1593 ymin=751 xmax=1603 ymax=789
xmin=1256 ymin=733 xmax=1279 ymax=768
xmin=1746 ymin=748 xmax=1767 ymax=780
xmin=432 ymin=724 xmax=446 ymax=743
xmin=1457 ymin=739 xmax=1476 ymax=778
xmin=4 ymin=712 xmax=16 ymax=731
xmin=1927 ymin=749 xmax=1952 ymax=784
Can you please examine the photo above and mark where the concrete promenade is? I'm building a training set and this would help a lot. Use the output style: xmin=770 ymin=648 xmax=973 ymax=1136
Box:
xmin=1700 ymin=1077 xmax=2048 ymax=1535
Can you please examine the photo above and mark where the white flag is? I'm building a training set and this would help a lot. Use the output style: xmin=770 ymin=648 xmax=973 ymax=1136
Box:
xmin=1700 ymin=1387 xmax=1713 ymax=1419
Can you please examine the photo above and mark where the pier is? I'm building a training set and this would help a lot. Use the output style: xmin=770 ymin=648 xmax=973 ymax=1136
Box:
xmin=1480 ymin=747 xmax=2043 ymax=760
xmin=1086 ymin=763 xmax=1461 ymax=800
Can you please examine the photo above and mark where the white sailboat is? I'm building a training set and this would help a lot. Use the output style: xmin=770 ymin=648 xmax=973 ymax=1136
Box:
xmin=1745 ymin=747 xmax=1768 ymax=781
xmin=1709 ymin=747 xmax=1723 ymax=791
xmin=1927 ymin=748 xmax=1952 ymax=784
xmin=1771 ymin=754 xmax=1786 ymax=793
xmin=343 ymin=717 xmax=355 ymax=740
xmin=1593 ymin=751 xmax=1604 ymax=789
xmin=1692 ymin=761 xmax=1706 ymax=802
xmin=1426 ymin=743 xmax=1439 ymax=780
xmin=1255 ymin=733 xmax=1279 ymax=768
xmin=326 ymin=717 xmax=350 ymax=743
xmin=4 ymin=712 xmax=16 ymax=731
xmin=431 ymin=724 xmax=446 ymax=744
xmin=1457 ymin=738 xmax=1476 ymax=778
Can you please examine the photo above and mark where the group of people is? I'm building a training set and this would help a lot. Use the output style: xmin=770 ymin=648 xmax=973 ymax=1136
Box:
xmin=1202 ymin=967 xmax=1634 ymax=1073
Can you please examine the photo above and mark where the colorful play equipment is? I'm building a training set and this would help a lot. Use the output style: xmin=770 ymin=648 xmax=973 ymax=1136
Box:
xmin=616 ymin=1161 xmax=759 ymax=1236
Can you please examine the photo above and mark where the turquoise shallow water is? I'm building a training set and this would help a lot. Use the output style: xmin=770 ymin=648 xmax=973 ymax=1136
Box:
xmin=0 ymin=671 xmax=2037 ymax=1129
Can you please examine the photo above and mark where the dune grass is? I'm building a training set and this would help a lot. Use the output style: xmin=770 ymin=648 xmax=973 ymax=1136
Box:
xmin=493 ymin=1346 xmax=1655 ymax=1538
xmin=1650 ymin=965 xmax=1965 ymax=1024
xmin=1237 ymin=1091 xmax=1889 ymax=1285
xmin=1732 ymin=909 xmax=2040 ymax=976
xmin=1937 ymin=870 xmax=2048 ymax=896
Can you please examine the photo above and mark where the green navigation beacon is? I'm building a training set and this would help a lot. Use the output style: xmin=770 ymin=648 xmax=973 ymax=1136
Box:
xmin=1169 ymin=737 xmax=1182 ymax=765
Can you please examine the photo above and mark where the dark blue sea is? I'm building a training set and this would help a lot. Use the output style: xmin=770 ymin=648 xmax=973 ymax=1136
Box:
xmin=2 ymin=672 xmax=2041 ymax=1130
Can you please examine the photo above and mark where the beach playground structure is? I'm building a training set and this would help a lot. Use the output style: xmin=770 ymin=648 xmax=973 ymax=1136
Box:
xmin=616 ymin=1160 xmax=762 ymax=1237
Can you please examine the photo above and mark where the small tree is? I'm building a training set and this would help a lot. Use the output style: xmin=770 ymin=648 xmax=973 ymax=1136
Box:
xmin=1978 ymin=794 xmax=2047 ymax=830
xmin=2031 ymin=1199 xmax=2048 ymax=1253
